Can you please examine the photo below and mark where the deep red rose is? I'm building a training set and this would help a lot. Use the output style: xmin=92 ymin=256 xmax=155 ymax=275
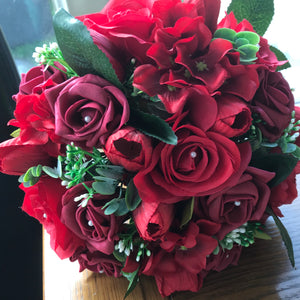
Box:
xmin=251 ymin=69 xmax=294 ymax=142
xmin=133 ymin=201 xmax=174 ymax=241
xmin=70 ymin=246 xmax=122 ymax=277
xmin=104 ymin=126 xmax=153 ymax=172
xmin=268 ymin=170 xmax=297 ymax=217
xmin=17 ymin=63 xmax=67 ymax=96
xmin=205 ymin=244 xmax=242 ymax=273
xmin=197 ymin=166 xmax=274 ymax=239
xmin=45 ymin=74 xmax=130 ymax=149
xmin=134 ymin=125 xmax=251 ymax=204
xmin=211 ymin=94 xmax=252 ymax=138
xmin=60 ymin=182 xmax=123 ymax=255
xmin=143 ymin=220 xmax=219 ymax=297
xmin=0 ymin=137 xmax=58 ymax=175
xmin=21 ymin=177 xmax=84 ymax=259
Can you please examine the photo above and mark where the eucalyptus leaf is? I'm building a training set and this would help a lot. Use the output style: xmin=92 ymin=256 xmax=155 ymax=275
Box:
xmin=125 ymin=179 xmax=141 ymax=211
xmin=113 ymin=250 xmax=127 ymax=263
xmin=227 ymin=0 xmax=274 ymax=36
xmin=96 ymin=166 xmax=124 ymax=180
xmin=92 ymin=180 xmax=117 ymax=195
xmin=128 ymin=108 xmax=177 ymax=145
xmin=214 ymin=28 xmax=236 ymax=42
xmin=104 ymin=200 xmax=119 ymax=215
xmin=266 ymin=206 xmax=295 ymax=267
xmin=53 ymin=9 xmax=122 ymax=89
xmin=114 ymin=198 xmax=130 ymax=216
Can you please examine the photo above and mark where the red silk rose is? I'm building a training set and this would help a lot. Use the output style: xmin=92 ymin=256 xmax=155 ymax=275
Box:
xmin=45 ymin=74 xmax=130 ymax=149
xmin=70 ymin=247 xmax=122 ymax=277
xmin=0 ymin=137 xmax=58 ymax=175
xmin=197 ymin=166 xmax=274 ymax=239
xmin=133 ymin=201 xmax=174 ymax=241
xmin=134 ymin=125 xmax=251 ymax=204
xmin=77 ymin=0 xmax=155 ymax=64
xmin=21 ymin=177 xmax=84 ymax=259
xmin=251 ymin=69 xmax=294 ymax=142
xmin=211 ymin=94 xmax=252 ymax=138
xmin=60 ymin=182 xmax=123 ymax=255
xmin=143 ymin=219 xmax=219 ymax=297
xmin=104 ymin=126 xmax=153 ymax=172
xmin=268 ymin=170 xmax=297 ymax=217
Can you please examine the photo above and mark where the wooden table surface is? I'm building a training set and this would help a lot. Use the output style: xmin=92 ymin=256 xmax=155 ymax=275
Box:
xmin=43 ymin=186 xmax=300 ymax=300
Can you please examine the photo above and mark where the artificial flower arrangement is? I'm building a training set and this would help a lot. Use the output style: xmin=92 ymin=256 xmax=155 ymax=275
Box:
xmin=0 ymin=0 xmax=299 ymax=297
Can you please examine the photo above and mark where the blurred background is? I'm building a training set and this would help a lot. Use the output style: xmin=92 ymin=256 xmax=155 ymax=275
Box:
xmin=0 ymin=0 xmax=299 ymax=299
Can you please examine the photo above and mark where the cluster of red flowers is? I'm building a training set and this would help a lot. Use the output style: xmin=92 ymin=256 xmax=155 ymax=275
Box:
xmin=0 ymin=0 xmax=299 ymax=297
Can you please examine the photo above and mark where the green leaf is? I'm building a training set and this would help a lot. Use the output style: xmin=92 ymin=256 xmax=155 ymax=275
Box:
xmin=250 ymin=149 xmax=298 ymax=187
xmin=53 ymin=9 xmax=122 ymax=89
xmin=269 ymin=45 xmax=291 ymax=71
xmin=227 ymin=0 xmax=274 ymax=36
xmin=95 ymin=166 xmax=124 ymax=180
xmin=42 ymin=166 xmax=59 ymax=178
xmin=122 ymin=268 xmax=140 ymax=300
xmin=235 ymin=31 xmax=260 ymax=45
xmin=292 ymin=145 xmax=300 ymax=159
xmin=113 ymin=250 xmax=127 ymax=263
xmin=104 ymin=200 xmax=119 ymax=215
xmin=114 ymin=198 xmax=130 ymax=216
xmin=125 ymin=179 xmax=141 ymax=211
xmin=10 ymin=128 xmax=20 ymax=138
xmin=180 ymin=197 xmax=195 ymax=228
xmin=253 ymin=229 xmax=272 ymax=240
xmin=214 ymin=28 xmax=236 ymax=42
xmin=128 ymin=108 xmax=177 ymax=145
xmin=266 ymin=206 xmax=295 ymax=267
xmin=92 ymin=180 xmax=117 ymax=195
xmin=31 ymin=165 xmax=42 ymax=178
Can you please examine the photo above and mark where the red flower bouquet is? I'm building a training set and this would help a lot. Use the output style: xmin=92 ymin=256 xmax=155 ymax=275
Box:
xmin=1 ymin=0 xmax=299 ymax=297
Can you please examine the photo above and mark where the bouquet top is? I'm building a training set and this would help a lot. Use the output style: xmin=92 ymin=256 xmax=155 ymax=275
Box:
xmin=0 ymin=0 xmax=299 ymax=297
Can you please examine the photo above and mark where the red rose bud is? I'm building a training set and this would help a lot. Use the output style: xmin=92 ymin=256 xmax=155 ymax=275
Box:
xmin=133 ymin=201 xmax=174 ymax=241
xmin=212 ymin=94 xmax=252 ymax=138
xmin=104 ymin=126 xmax=153 ymax=172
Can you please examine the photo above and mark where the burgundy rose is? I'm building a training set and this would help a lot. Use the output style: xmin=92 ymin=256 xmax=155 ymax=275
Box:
xmin=294 ymin=106 xmax=300 ymax=174
xmin=211 ymin=94 xmax=252 ymax=138
xmin=197 ymin=166 xmax=274 ymax=239
xmin=17 ymin=63 xmax=67 ymax=95
xmin=71 ymin=247 xmax=122 ymax=277
xmin=45 ymin=74 xmax=130 ymax=149
xmin=60 ymin=182 xmax=123 ymax=255
xmin=104 ymin=126 xmax=153 ymax=172
xmin=268 ymin=169 xmax=297 ymax=217
xmin=133 ymin=201 xmax=174 ymax=241
xmin=134 ymin=124 xmax=252 ymax=204
xmin=251 ymin=69 xmax=294 ymax=142
xmin=21 ymin=177 xmax=84 ymax=259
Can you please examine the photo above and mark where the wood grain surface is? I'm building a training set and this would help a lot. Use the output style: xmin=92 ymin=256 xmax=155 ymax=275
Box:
xmin=43 ymin=185 xmax=300 ymax=300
